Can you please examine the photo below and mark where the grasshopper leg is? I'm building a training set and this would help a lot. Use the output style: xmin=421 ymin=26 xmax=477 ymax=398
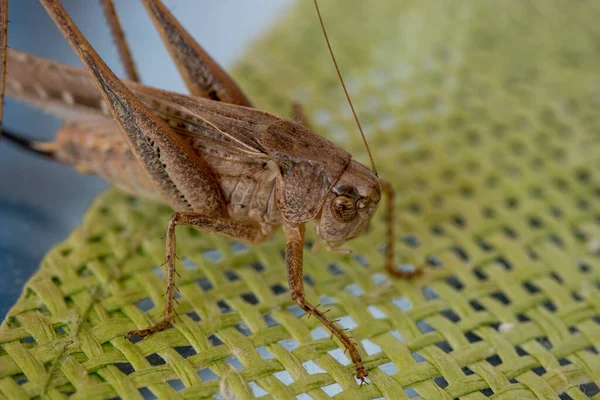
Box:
xmin=126 ymin=212 xmax=264 ymax=339
xmin=380 ymin=180 xmax=427 ymax=279
xmin=40 ymin=0 xmax=226 ymax=215
xmin=99 ymin=0 xmax=140 ymax=83
xmin=288 ymin=107 xmax=420 ymax=280
xmin=284 ymin=222 xmax=368 ymax=383
xmin=0 ymin=0 xmax=7 ymax=134
xmin=140 ymin=0 xmax=252 ymax=106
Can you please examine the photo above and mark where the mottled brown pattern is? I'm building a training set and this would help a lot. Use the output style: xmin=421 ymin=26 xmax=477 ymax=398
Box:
xmin=52 ymin=122 xmax=164 ymax=204
xmin=52 ymin=119 xmax=282 ymax=234
xmin=5 ymin=0 xmax=395 ymax=382
xmin=140 ymin=0 xmax=252 ymax=106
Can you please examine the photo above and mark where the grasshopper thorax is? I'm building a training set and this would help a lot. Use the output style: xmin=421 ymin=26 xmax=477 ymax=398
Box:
xmin=317 ymin=160 xmax=381 ymax=248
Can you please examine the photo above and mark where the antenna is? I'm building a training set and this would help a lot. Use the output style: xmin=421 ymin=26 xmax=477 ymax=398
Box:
xmin=313 ymin=0 xmax=378 ymax=176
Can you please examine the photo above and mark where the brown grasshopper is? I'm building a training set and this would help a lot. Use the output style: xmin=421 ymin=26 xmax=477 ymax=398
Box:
xmin=0 ymin=0 xmax=423 ymax=383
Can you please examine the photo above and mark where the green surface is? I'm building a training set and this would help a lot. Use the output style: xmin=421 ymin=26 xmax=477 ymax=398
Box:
xmin=2 ymin=0 xmax=600 ymax=398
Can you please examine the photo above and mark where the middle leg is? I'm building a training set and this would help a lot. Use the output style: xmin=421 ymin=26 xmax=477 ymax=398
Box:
xmin=126 ymin=212 xmax=264 ymax=339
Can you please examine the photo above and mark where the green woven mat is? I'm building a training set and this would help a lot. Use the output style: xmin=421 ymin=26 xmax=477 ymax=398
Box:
xmin=3 ymin=0 xmax=600 ymax=399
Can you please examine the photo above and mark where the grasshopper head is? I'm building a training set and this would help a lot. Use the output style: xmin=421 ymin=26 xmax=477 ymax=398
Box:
xmin=317 ymin=160 xmax=381 ymax=248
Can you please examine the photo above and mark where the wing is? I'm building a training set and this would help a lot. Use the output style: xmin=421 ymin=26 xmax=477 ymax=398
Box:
xmin=5 ymin=48 xmax=271 ymax=158
xmin=7 ymin=49 xmax=353 ymax=223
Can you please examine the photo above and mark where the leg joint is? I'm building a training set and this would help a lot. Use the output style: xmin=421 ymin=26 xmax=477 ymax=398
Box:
xmin=169 ymin=212 xmax=181 ymax=225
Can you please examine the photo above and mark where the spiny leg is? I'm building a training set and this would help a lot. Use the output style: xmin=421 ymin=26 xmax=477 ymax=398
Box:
xmin=283 ymin=222 xmax=367 ymax=383
xmin=380 ymin=179 xmax=427 ymax=279
xmin=127 ymin=212 xmax=264 ymax=338
xmin=39 ymin=0 xmax=225 ymax=214
xmin=0 ymin=0 xmax=7 ymax=134
xmin=99 ymin=0 xmax=140 ymax=83
xmin=140 ymin=0 xmax=252 ymax=106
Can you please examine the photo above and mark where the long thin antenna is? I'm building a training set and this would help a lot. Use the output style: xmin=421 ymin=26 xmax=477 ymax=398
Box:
xmin=313 ymin=0 xmax=378 ymax=176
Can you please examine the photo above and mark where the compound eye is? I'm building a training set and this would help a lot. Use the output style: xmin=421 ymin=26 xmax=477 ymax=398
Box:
xmin=331 ymin=195 xmax=357 ymax=222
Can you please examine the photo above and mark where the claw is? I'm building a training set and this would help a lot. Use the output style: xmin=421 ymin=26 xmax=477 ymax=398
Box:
xmin=356 ymin=366 xmax=368 ymax=386
xmin=126 ymin=319 xmax=171 ymax=340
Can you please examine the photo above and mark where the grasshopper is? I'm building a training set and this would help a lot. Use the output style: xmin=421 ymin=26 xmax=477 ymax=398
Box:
xmin=0 ymin=0 xmax=423 ymax=383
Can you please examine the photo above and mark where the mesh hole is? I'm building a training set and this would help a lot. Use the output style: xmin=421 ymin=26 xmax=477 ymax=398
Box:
xmin=446 ymin=276 xmax=464 ymax=290
xmin=208 ymin=334 xmax=224 ymax=346
xmin=136 ymin=298 xmax=154 ymax=312
xmin=234 ymin=323 xmax=252 ymax=336
xmin=146 ymin=353 xmax=166 ymax=365
xmin=203 ymin=249 xmax=223 ymax=263
xmin=256 ymin=346 xmax=275 ymax=360
xmin=577 ymin=373 xmax=600 ymax=396
xmin=434 ymin=376 xmax=449 ymax=389
xmin=167 ymin=379 xmax=185 ymax=392
xmin=187 ymin=311 xmax=201 ymax=322
xmin=217 ymin=300 xmax=233 ymax=313
xmin=321 ymin=383 xmax=343 ymax=397
xmin=435 ymin=340 xmax=453 ymax=353
xmin=250 ymin=261 xmax=266 ymax=272
xmin=441 ymin=309 xmax=461 ymax=322
xmin=361 ymin=339 xmax=382 ymax=355
xmin=328 ymin=263 xmax=344 ymax=275
xmin=138 ymin=387 xmax=157 ymax=399
xmin=225 ymin=356 xmax=244 ymax=371
xmin=249 ymin=381 xmax=268 ymax=397
xmin=367 ymin=305 xmax=387 ymax=319
xmin=311 ymin=327 xmax=328 ymax=340
xmin=241 ymin=292 xmax=259 ymax=305
xmin=263 ymin=313 xmax=280 ymax=327
xmin=115 ymin=362 xmax=134 ymax=375
xmin=273 ymin=370 xmax=294 ymax=385
xmin=196 ymin=277 xmax=213 ymax=291
xmin=303 ymin=360 xmax=326 ymax=374
xmin=225 ymin=270 xmax=240 ymax=282
xmin=379 ymin=361 xmax=398 ymax=375
xmin=279 ymin=339 xmax=299 ymax=351
xmin=174 ymin=346 xmax=197 ymax=358
xmin=197 ymin=367 xmax=218 ymax=382
xmin=486 ymin=355 xmax=502 ymax=366
xmin=271 ymin=283 xmax=287 ymax=295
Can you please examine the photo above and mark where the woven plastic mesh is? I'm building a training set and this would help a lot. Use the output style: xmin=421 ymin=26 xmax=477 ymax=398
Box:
xmin=2 ymin=0 xmax=600 ymax=398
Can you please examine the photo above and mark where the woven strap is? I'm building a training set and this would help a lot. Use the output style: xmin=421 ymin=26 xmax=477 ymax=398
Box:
xmin=2 ymin=1 xmax=600 ymax=398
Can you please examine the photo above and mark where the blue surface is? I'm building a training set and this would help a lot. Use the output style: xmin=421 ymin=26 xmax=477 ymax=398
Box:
xmin=0 ymin=0 xmax=291 ymax=318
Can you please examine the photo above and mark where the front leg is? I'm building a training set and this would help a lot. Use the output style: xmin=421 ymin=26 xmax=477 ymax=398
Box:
xmin=283 ymin=222 xmax=368 ymax=383
xmin=380 ymin=179 xmax=425 ymax=279
xmin=126 ymin=212 xmax=264 ymax=339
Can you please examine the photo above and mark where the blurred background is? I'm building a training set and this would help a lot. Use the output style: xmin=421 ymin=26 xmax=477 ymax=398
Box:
xmin=0 ymin=0 xmax=293 ymax=317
